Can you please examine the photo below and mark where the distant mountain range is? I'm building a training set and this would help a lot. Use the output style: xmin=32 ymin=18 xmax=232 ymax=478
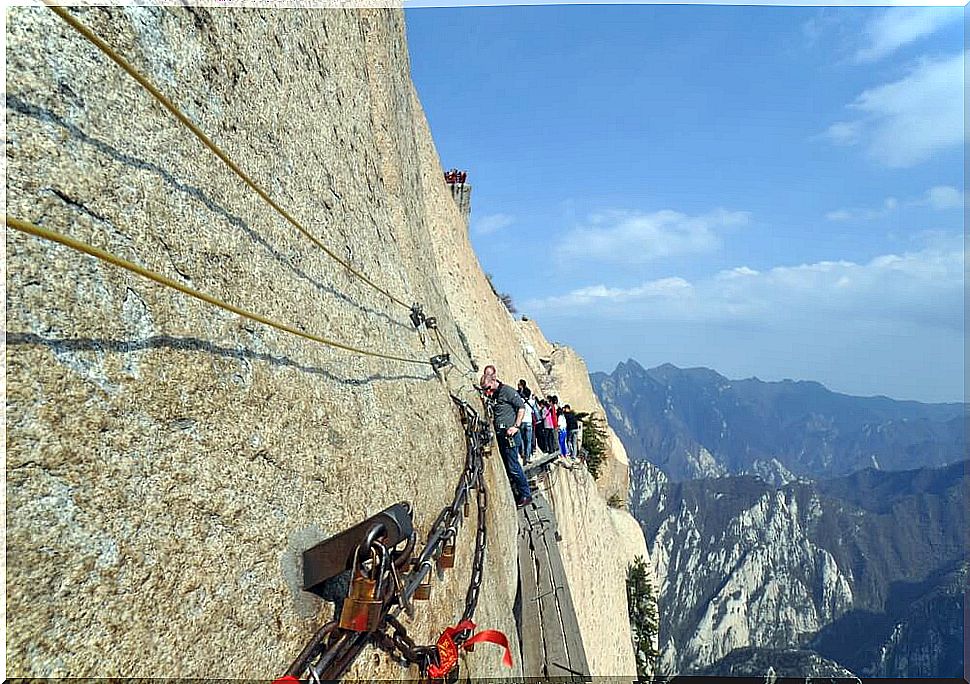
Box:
xmin=592 ymin=359 xmax=966 ymax=481
xmin=629 ymin=459 xmax=967 ymax=676
xmin=596 ymin=360 xmax=966 ymax=678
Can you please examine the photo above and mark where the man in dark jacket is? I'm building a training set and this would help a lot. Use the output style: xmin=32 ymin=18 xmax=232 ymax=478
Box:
xmin=563 ymin=404 xmax=581 ymax=460
xmin=483 ymin=375 xmax=533 ymax=508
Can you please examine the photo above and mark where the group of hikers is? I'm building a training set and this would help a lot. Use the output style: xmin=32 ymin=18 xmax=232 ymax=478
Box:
xmin=479 ymin=365 xmax=584 ymax=509
xmin=443 ymin=168 xmax=467 ymax=185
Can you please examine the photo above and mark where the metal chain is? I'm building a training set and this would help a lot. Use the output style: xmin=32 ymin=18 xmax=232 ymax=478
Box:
xmin=371 ymin=395 xmax=491 ymax=673
xmin=283 ymin=394 xmax=492 ymax=679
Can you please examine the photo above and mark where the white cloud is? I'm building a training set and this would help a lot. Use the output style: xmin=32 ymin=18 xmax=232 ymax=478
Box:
xmin=838 ymin=186 xmax=965 ymax=217
xmin=556 ymin=208 xmax=749 ymax=264
xmin=825 ymin=196 xmax=898 ymax=222
xmin=823 ymin=121 xmax=864 ymax=147
xmin=525 ymin=235 xmax=965 ymax=333
xmin=918 ymin=185 xmax=964 ymax=210
xmin=822 ymin=51 xmax=965 ymax=168
xmin=717 ymin=266 xmax=759 ymax=279
xmin=472 ymin=213 xmax=514 ymax=235
xmin=526 ymin=277 xmax=694 ymax=309
xmin=854 ymin=8 xmax=962 ymax=63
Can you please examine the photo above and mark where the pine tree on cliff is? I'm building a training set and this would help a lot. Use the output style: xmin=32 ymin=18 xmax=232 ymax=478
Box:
xmin=627 ymin=555 xmax=661 ymax=678
xmin=576 ymin=411 xmax=607 ymax=479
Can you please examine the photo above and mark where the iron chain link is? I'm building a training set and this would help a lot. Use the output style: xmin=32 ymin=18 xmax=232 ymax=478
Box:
xmin=284 ymin=392 xmax=493 ymax=680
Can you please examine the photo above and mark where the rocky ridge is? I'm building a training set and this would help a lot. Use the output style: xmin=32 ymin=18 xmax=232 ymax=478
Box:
xmin=593 ymin=359 xmax=965 ymax=481
xmin=629 ymin=459 xmax=966 ymax=676
xmin=699 ymin=646 xmax=857 ymax=678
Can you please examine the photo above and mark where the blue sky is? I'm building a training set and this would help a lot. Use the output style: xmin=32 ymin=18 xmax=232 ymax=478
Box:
xmin=405 ymin=5 xmax=965 ymax=403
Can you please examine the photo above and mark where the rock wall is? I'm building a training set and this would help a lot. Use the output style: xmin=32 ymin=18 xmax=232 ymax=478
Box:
xmin=514 ymin=320 xmax=630 ymax=502
xmin=5 ymin=6 xmax=647 ymax=678
xmin=630 ymin=461 xmax=855 ymax=674
xmin=546 ymin=465 xmax=649 ymax=676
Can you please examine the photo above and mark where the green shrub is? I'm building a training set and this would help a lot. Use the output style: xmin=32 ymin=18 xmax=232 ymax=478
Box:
xmin=484 ymin=272 xmax=516 ymax=314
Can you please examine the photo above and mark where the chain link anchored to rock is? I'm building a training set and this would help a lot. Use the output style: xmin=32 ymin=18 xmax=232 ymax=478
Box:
xmin=278 ymin=395 xmax=511 ymax=682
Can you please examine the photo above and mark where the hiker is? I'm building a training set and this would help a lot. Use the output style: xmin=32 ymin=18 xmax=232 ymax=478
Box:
xmin=535 ymin=398 xmax=547 ymax=452
xmin=480 ymin=364 xmax=497 ymax=388
xmin=527 ymin=392 xmax=542 ymax=461
xmin=526 ymin=394 xmax=546 ymax=451
xmin=542 ymin=396 xmax=557 ymax=454
xmin=564 ymin=404 xmax=580 ymax=460
xmin=482 ymin=375 xmax=533 ymax=508
xmin=557 ymin=405 xmax=568 ymax=457
xmin=516 ymin=380 xmax=535 ymax=465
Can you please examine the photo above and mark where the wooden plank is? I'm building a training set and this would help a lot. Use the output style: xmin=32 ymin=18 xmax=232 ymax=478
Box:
xmin=516 ymin=507 xmax=545 ymax=677
xmin=544 ymin=534 xmax=590 ymax=677
xmin=516 ymin=492 xmax=592 ymax=680
xmin=533 ymin=495 xmax=591 ymax=678
xmin=530 ymin=497 xmax=571 ymax=678
xmin=523 ymin=451 xmax=559 ymax=477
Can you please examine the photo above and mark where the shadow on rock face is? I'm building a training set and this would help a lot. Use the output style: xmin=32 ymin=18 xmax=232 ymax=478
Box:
xmin=6 ymin=332 xmax=436 ymax=386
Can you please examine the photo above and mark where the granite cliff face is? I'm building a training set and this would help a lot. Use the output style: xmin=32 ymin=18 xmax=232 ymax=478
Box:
xmin=629 ymin=459 xmax=967 ymax=676
xmin=698 ymin=647 xmax=856 ymax=678
xmin=5 ymin=7 xmax=644 ymax=677
xmin=865 ymin=561 xmax=966 ymax=678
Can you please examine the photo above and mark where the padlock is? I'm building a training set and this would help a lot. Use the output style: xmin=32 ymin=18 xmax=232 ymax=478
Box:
xmin=412 ymin=560 xmax=432 ymax=600
xmin=339 ymin=546 xmax=385 ymax=632
xmin=414 ymin=574 xmax=432 ymax=600
xmin=438 ymin=532 xmax=456 ymax=570
xmin=463 ymin=499 xmax=470 ymax=517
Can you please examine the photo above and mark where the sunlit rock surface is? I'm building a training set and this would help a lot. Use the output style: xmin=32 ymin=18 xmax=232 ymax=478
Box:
xmin=629 ymin=459 xmax=966 ymax=676
xmin=5 ymin=7 xmax=645 ymax=677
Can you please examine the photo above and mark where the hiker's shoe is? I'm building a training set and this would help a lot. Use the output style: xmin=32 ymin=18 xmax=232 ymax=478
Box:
xmin=516 ymin=496 xmax=533 ymax=509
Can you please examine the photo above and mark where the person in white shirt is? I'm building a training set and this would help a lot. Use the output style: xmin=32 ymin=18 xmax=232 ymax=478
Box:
xmin=557 ymin=406 xmax=568 ymax=457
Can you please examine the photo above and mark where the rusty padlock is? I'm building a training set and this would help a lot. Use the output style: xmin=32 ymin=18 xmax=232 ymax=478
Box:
xmin=412 ymin=559 xmax=432 ymax=600
xmin=438 ymin=528 xmax=457 ymax=570
xmin=463 ymin=498 xmax=470 ymax=517
xmin=339 ymin=543 xmax=386 ymax=632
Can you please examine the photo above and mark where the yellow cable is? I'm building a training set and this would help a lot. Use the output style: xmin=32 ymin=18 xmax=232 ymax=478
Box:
xmin=45 ymin=3 xmax=412 ymax=311
xmin=7 ymin=216 xmax=432 ymax=367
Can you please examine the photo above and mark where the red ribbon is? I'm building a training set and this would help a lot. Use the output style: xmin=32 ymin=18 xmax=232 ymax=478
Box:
xmin=426 ymin=619 xmax=513 ymax=678
xmin=272 ymin=677 xmax=300 ymax=684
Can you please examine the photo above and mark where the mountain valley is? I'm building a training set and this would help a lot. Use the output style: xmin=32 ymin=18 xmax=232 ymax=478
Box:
xmin=596 ymin=360 xmax=967 ymax=677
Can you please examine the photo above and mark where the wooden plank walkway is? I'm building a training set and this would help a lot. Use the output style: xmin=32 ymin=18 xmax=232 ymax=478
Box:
xmin=516 ymin=471 xmax=591 ymax=680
